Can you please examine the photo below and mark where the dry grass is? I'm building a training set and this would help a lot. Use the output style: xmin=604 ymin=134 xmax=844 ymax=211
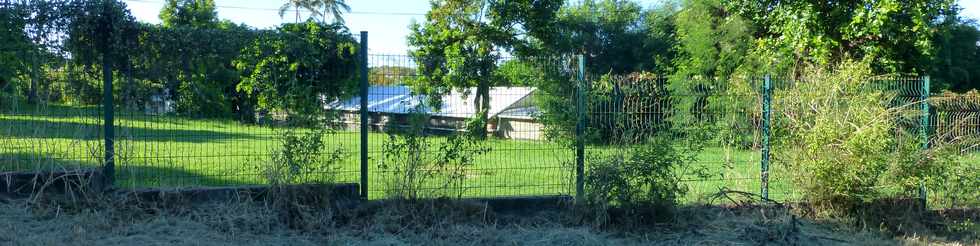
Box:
xmin=2 ymin=193 xmax=974 ymax=246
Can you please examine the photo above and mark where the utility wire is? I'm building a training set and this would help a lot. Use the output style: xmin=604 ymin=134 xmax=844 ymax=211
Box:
xmin=122 ymin=0 xmax=427 ymax=16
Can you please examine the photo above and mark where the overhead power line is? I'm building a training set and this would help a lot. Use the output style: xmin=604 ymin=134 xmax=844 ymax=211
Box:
xmin=122 ymin=0 xmax=427 ymax=16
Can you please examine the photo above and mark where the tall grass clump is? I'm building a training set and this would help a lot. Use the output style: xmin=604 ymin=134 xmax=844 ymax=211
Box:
xmin=772 ymin=60 xmax=962 ymax=215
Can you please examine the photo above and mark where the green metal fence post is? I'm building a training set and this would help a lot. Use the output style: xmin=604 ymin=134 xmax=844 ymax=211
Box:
xmin=575 ymin=54 xmax=586 ymax=202
xmin=920 ymin=76 xmax=930 ymax=210
xmin=359 ymin=31 xmax=369 ymax=200
xmin=102 ymin=11 xmax=115 ymax=189
xmin=761 ymin=75 xmax=772 ymax=201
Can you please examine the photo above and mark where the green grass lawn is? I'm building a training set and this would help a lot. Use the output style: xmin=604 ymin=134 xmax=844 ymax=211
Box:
xmin=8 ymin=104 xmax=971 ymax=203
xmin=0 ymin=104 xmax=775 ymax=201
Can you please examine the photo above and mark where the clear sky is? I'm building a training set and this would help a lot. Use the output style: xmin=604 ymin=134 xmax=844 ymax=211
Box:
xmin=124 ymin=0 xmax=980 ymax=55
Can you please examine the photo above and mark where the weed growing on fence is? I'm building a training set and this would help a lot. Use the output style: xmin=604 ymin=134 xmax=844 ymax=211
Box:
xmin=254 ymin=117 xmax=349 ymax=229
xmin=261 ymin=128 xmax=345 ymax=186
xmin=379 ymin=110 xmax=491 ymax=199
xmin=772 ymin=60 xmax=960 ymax=216
xmin=581 ymin=131 xmax=707 ymax=227
xmin=926 ymin=93 xmax=980 ymax=208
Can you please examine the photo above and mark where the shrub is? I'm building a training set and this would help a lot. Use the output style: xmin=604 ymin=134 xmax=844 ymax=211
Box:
xmin=773 ymin=60 xmax=956 ymax=211
xmin=379 ymin=112 xmax=491 ymax=199
xmin=583 ymin=133 xmax=703 ymax=226
xmin=258 ymin=126 xmax=348 ymax=229
xmin=262 ymin=128 xmax=346 ymax=187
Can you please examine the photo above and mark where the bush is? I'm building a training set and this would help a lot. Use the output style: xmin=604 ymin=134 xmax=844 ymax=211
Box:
xmin=379 ymin=112 xmax=491 ymax=199
xmin=258 ymin=127 xmax=347 ymax=230
xmin=583 ymin=133 xmax=703 ymax=226
xmin=235 ymin=21 xmax=358 ymax=119
xmin=261 ymin=128 xmax=346 ymax=187
xmin=773 ymin=60 xmax=955 ymax=211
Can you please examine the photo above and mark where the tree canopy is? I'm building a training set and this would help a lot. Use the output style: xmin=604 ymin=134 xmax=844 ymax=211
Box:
xmin=2 ymin=0 xmax=980 ymax=121
xmin=727 ymin=0 xmax=955 ymax=75
xmin=160 ymin=0 xmax=218 ymax=28
xmin=235 ymin=21 xmax=358 ymax=118
xmin=279 ymin=0 xmax=350 ymax=23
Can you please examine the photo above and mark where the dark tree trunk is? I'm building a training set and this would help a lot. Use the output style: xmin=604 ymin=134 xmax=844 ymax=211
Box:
xmin=473 ymin=81 xmax=490 ymax=139
xmin=28 ymin=50 xmax=38 ymax=104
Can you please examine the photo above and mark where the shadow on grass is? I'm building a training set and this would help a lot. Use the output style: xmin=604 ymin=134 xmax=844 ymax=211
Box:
xmin=114 ymin=165 xmax=259 ymax=189
xmin=0 ymin=152 xmax=99 ymax=172
xmin=0 ymin=118 xmax=258 ymax=143
xmin=1 ymin=151 xmax=307 ymax=189
xmin=0 ymin=103 xmax=101 ymax=118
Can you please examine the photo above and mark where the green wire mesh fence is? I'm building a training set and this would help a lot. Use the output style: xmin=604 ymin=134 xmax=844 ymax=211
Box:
xmin=0 ymin=30 xmax=975 ymax=208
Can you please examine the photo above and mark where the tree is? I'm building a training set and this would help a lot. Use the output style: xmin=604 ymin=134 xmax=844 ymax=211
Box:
xmin=368 ymin=66 xmax=415 ymax=85
xmin=0 ymin=2 xmax=28 ymax=96
xmin=63 ymin=0 xmax=139 ymax=108
xmin=22 ymin=0 xmax=69 ymax=104
xmin=150 ymin=1 xmax=260 ymax=117
xmin=279 ymin=0 xmax=349 ymax=24
xmin=726 ymin=0 xmax=955 ymax=75
xmin=159 ymin=0 xmax=218 ymax=29
xmin=931 ymin=8 xmax=980 ymax=92
xmin=641 ymin=2 xmax=679 ymax=75
xmin=409 ymin=0 xmax=561 ymax=138
xmin=409 ymin=0 xmax=501 ymax=138
xmin=64 ymin=0 xmax=136 ymax=70
xmin=548 ymin=0 xmax=650 ymax=73
xmin=493 ymin=59 xmax=541 ymax=86
xmin=235 ymin=21 xmax=358 ymax=120
xmin=673 ymin=0 xmax=754 ymax=79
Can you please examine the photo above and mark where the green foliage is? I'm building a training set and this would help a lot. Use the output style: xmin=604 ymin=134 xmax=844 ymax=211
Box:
xmin=587 ymin=72 xmax=670 ymax=144
xmin=706 ymin=76 xmax=763 ymax=149
xmin=669 ymin=0 xmax=764 ymax=148
xmin=368 ymin=66 xmax=415 ymax=85
xmin=64 ymin=0 xmax=138 ymax=68
xmin=379 ymin=113 xmax=491 ymax=199
xmin=235 ymin=21 xmax=357 ymax=118
xmin=727 ymin=0 xmax=953 ymax=75
xmin=134 ymin=22 xmax=256 ymax=117
xmin=673 ymin=0 xmax=756 ymax=78
xmin=409 ymin=0 xmax=563 ymax=138
xmin=549 ymin=0 xmax=650 ymax=73
xmin=527 ymin=1 xmax=680 ymax=144
xmin=641 ymin=3 xmax=679 ymax=75
xmin=263 ymin=128 xmax=346 ymax=186
xmin=933 ymin=157 xmax=980 ymax=208
xmin=407 ymin=0 xmax=499 ymax=138
xmin=47 ymin=63 xmax=100 ymax=104
xmin=584 ymin=134 xmax=703 ymax=226
xmin=0 ymin=3 xmax=28 ymax=88
xmin=493 ymin=60 xmax=541 ymax=86
xmin=278 ymin=0 xmax=350 ymax=24
xmin=20 ymin=0 xmax=71 ymax=104
xmin=773 ymin=60 xmax=951 ymax=209
xmin=931 ymin=16 xmax=980 ymax=92
xmin=159 ymin=0 xmax=218 ymax=29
